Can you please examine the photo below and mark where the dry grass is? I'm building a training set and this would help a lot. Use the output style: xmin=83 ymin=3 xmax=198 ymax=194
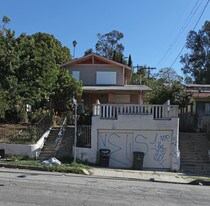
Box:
xmin=0 ymin=124 xmax=37 ymax=144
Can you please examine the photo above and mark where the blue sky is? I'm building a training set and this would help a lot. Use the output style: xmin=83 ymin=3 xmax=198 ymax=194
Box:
xmin=1 ymin=0 xmax=209 ymax=75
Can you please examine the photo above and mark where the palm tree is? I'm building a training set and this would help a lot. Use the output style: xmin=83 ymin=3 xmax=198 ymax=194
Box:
xmin=72 ymin=40 xmax=77 ymax=59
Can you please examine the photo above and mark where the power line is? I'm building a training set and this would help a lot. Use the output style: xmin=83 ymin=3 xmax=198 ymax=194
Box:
xmin=169 ymin=0 xmax=209 ymax=68
xmin=191 ymin=0 xmax=209 ymax=30
xmin=156 ymin=0 xmax=204 ymax=68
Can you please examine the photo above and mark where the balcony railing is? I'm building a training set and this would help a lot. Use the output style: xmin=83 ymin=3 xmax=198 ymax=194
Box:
xmin=93 ymin=104 xmax=178 ymax=120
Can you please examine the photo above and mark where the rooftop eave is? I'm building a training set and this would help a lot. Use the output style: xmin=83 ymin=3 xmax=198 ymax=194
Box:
xmin=82 ymin=85 xmax=152 ymax=92
xmin=61 ymin=53 xmax=132 ymax=71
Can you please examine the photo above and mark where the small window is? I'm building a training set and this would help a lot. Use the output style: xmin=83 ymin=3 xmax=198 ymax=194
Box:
xmin=112 ymin=95 xmax=130 ymax=103
xmin=96 ymin=71 xmax=116 ymax=85
xmin=72 ymin=71 xmax=80 ymax=80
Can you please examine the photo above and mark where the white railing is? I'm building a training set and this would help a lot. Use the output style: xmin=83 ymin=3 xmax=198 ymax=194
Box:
xmin=93 ymin=104 xmax=178 ymax=120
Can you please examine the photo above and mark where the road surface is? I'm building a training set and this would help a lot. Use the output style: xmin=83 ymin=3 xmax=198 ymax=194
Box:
xmin=0 ymin=168 xmax=209 ymax=205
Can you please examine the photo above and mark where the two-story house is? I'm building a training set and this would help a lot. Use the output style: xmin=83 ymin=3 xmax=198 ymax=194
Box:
xmin=62 ymin=54 xmax=180 ymax=171
xmin=62 ymin=53 xmax=151 ymax=107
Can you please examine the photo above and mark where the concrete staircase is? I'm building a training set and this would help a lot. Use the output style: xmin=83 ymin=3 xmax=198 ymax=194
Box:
xmin=179 ymin=133 xmax=210 ymax=174
xmin=38 ymin=127 xmax=60 ymax=160
xmin=55 ymin=126 xmax=74 ymax=159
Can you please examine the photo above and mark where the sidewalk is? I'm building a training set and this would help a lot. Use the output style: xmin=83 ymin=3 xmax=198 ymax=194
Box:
xmin=91 ymin=167 xmax=210 ymax=185
xmin=0 ymin=161 xmax=209 ymax=185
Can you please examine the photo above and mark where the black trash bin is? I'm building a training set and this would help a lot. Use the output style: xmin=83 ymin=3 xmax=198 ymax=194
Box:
xmin=99 ymin=149 xmax=110 ymax=167
xmin=0 ymin=149 xmax=5 ymax=159
xmin=133 ymin=151 xmax=144 ymax=170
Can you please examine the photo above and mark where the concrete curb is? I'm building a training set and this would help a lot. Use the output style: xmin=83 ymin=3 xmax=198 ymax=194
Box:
xmin=88 ymin=173 xmax=210 ymax=186
xmin=89 ymin=168 xmax=210 ymax=186
xmin=0 ymin=163 xmax=209 ymax=186
xmin=89 ymin=174 xmax=187 ymax=185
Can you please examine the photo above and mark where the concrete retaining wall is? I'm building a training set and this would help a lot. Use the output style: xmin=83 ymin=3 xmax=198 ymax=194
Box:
xmin=75 ymin=114 xmax=180 ymax=171
xmin=0 ymin=129 xmax=51 ymax=158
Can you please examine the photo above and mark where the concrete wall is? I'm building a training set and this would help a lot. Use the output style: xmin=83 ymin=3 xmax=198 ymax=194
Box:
xmin=75 ymin=115 xmax=180 ymax=171
xmin=0 ymin=129 xmax=51 ymax=158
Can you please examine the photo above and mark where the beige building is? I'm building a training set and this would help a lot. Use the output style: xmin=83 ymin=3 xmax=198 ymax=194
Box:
xmin=62 ymin=54 xmax=151 ymax=107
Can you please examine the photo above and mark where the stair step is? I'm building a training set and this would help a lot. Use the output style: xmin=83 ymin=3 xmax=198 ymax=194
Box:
xmin=179 ymin=132 xmax=210 ymax=173
xmin=39 ymin=126 xmax=74 ymax=160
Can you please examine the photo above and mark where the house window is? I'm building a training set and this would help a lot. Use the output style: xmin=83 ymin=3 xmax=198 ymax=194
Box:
xmin=112 ymin=95 xmax=130 ymax=103
xmin=96 ymin=71 xmax=116 ymax=85
xmin=72 ymin=71 xmax=80 ymax=80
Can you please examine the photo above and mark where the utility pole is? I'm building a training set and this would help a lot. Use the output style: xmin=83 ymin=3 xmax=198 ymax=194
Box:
xmin=132 ymin=65 xmax=156 ymax=78
xmin=73 ymin=98 xmax=77 ymax=163
xmin=132 ymin=65 xmax=140 ymax=73
xmin=146 ymin=67 xmax=156 ymax=78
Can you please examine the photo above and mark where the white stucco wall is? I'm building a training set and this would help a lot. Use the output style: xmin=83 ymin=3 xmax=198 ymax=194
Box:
xmin=74 ymin=147 xmax=94 ymax=163
xmin=0 ymin=129 xmax=51 ymax=158
xmin=76 ymin=114 xmax=180 ymax=171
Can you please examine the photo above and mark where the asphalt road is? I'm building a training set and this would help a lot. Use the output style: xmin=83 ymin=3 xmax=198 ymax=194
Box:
xmin=0 ymin=168 xmax=209 ymax=206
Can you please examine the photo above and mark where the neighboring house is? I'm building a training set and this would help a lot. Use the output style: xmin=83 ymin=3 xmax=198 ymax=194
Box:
xmin=62 ymin=54 xmax=180 ymax=171
xmin=180 ymin=84 xmax=210 ymax=132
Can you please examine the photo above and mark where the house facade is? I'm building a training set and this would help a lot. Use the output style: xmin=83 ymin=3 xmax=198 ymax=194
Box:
xmin=62 ymin=54 xmax=180 ymax=171
xmin=62 ymin=54 xmax=151 ymax=106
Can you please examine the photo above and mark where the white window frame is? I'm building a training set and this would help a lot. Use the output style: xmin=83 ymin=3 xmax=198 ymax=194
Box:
xmin=72 ymin=71 xmax=80 ymax=80
xmin=96 ymin=71 xmax=116 ymax=85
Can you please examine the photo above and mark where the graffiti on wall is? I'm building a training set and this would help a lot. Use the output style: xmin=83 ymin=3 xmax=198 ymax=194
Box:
xmin=99 ymin=132 xmax=133 ymax=166
xmin=134 ymin=132 xmax=171 ymax=168
xmin=98 ymin=131 xmax=173 ymax=168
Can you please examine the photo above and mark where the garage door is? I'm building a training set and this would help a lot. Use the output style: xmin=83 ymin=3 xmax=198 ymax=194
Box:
xmin=98 ymin=131 xmax=133 ymax=168
xmin=98 ymin=130 xmax=172 ymax=169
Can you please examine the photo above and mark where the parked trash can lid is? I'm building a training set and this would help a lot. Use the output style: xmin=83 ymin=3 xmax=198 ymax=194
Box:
xmin=99 ymin=149 xmax=111 ymax=156
xmin=133 ymin=151 xmax=144 ymax=155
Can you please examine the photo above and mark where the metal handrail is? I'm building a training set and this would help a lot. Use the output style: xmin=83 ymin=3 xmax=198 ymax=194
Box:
xmin=34 ymin=114 xmax=52 ymax=139
xmin=55 ymin=117 xmax=67 ymax=152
